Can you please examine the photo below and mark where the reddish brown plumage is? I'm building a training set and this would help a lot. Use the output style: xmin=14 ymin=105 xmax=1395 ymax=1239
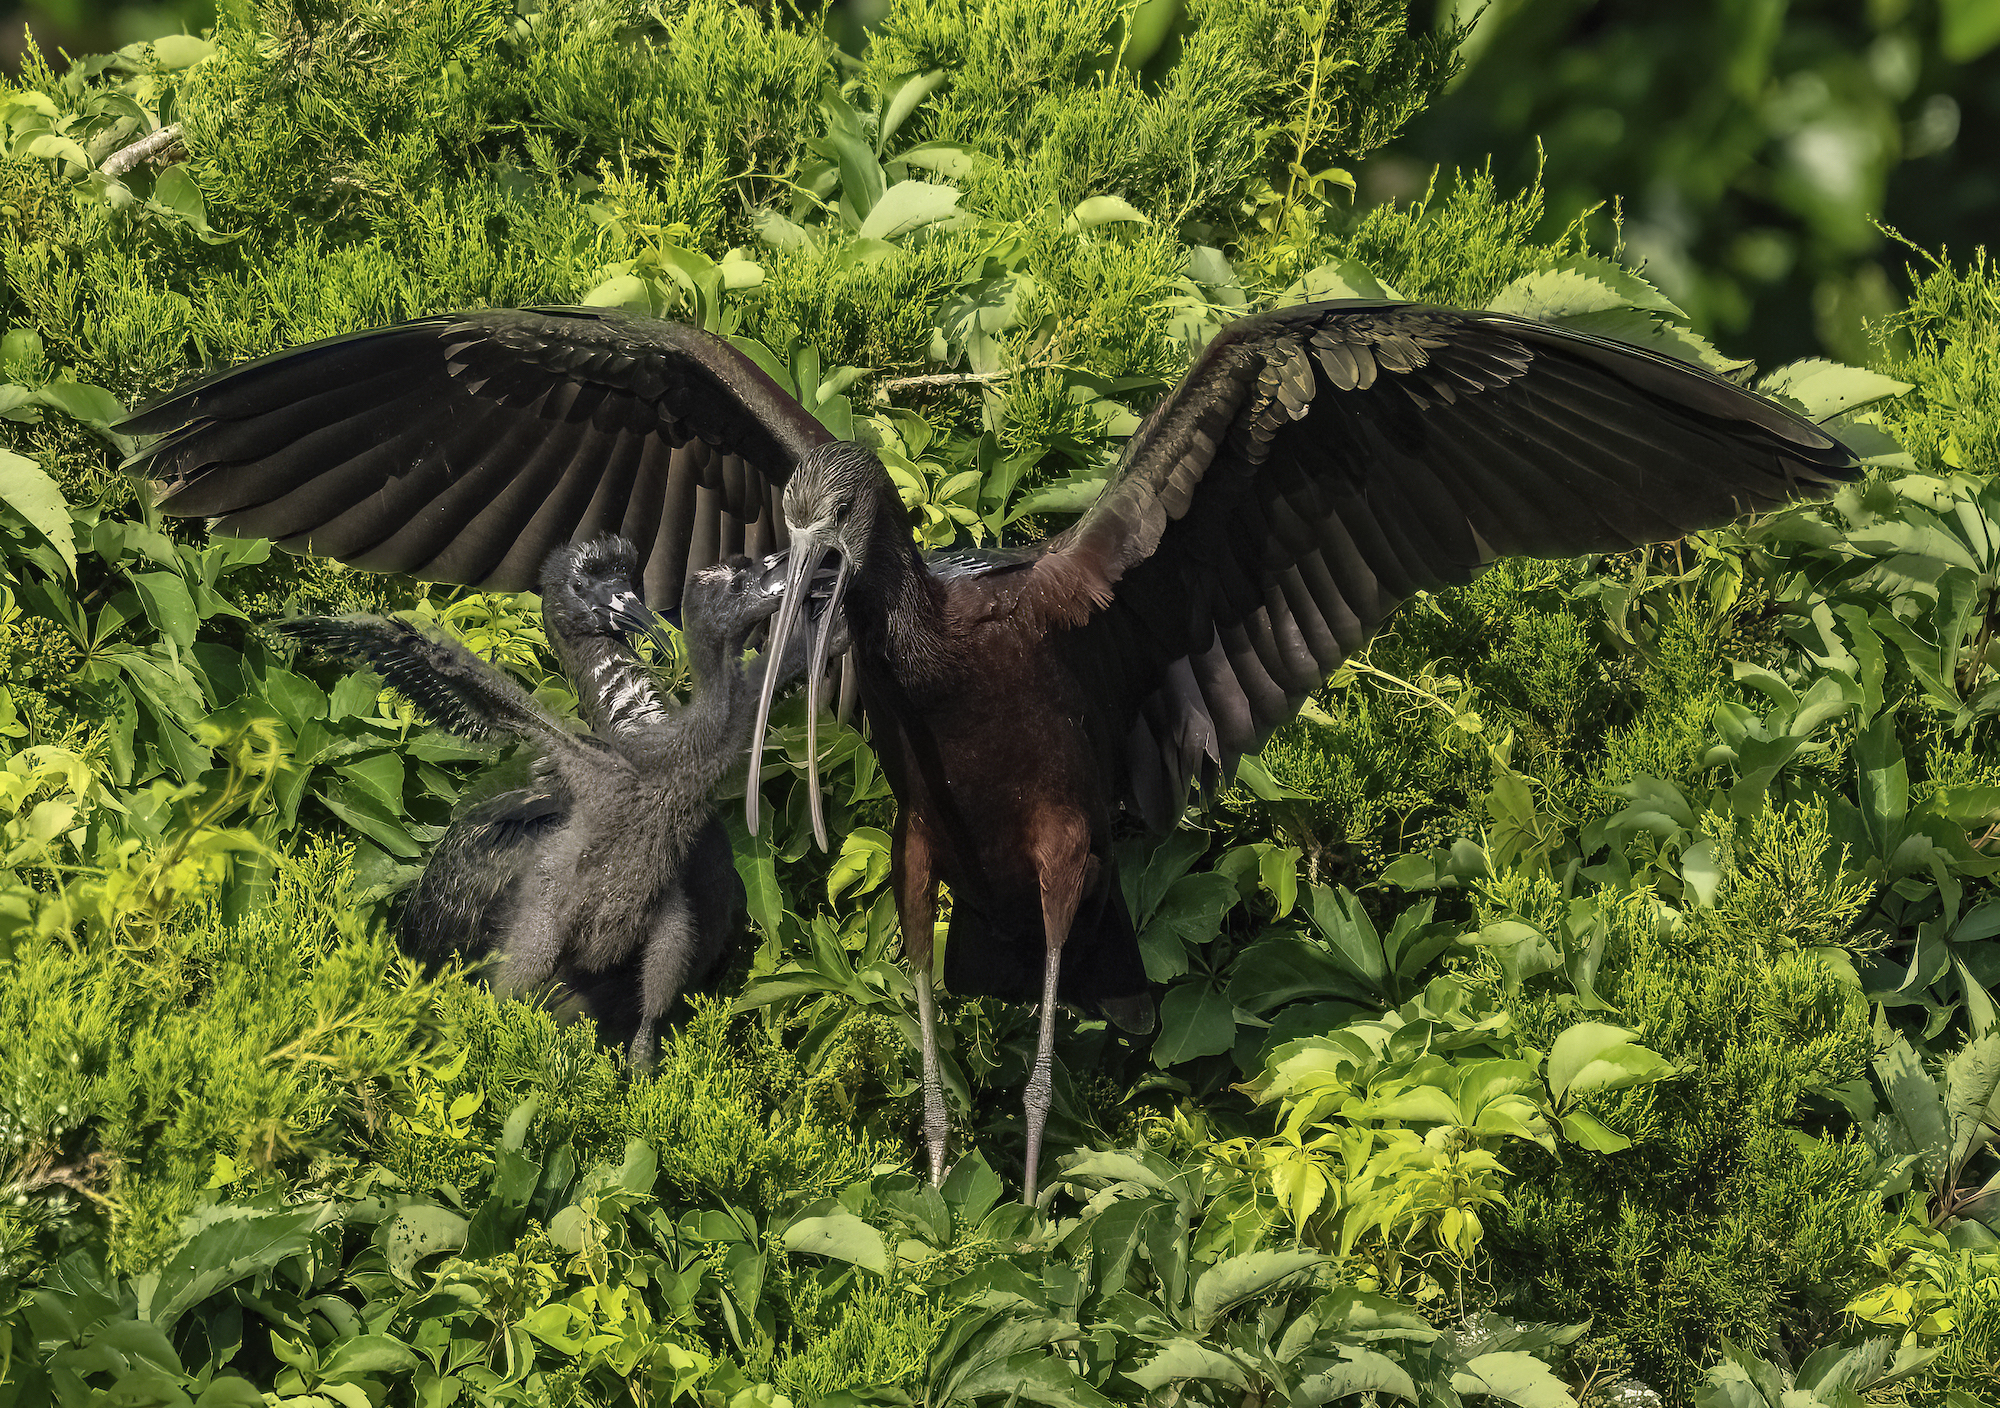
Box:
xmin=125 ymin=299 xmax=1865 ymax=1199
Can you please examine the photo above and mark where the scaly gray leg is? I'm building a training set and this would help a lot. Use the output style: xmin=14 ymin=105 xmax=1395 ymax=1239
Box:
xmin=1022 ymin=832 xmax=1092 ymax=1206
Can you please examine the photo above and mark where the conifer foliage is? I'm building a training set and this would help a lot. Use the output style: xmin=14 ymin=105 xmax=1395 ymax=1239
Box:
xmin=0 ymin=2 xmax=1996 ymax=1404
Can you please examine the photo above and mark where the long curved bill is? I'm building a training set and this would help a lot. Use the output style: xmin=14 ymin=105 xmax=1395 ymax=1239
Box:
xmin=800 ymin=553 xmax=853 ymax=851
xmin=745 ymin=534 xmax=850 ymax=848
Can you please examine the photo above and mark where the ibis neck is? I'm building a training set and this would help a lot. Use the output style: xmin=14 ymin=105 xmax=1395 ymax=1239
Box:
xmin=550 ymin=626 xmax=669 ymax=738
xmin=848 ymin=494 xmax=952 ymax=688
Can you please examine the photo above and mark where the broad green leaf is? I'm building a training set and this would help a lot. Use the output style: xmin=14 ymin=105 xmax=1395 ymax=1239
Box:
xmin=879 ymin=70 xmax=945 ymax=152
xmin=138 ymin=1205 xmax=329 ymax=1329
xmin=784 ymin=1209 xmax=888 ymax=1274
xmin=1007 ymin=473 xmax=1108 ymax=521
xmin=1279 ymin=258 xmax=1404 ymax=305
xmin=1450 ymin=1351 xmax=1575 ymax=1408
xmin=1760 ymin=360 xmax=1912 ymax=420
xmin=829 ymin=825 xmax=893 ymax=902
xmin=322 ymin=1335 xmax=422 ymax=1381
xmin=1125 ymin=1339 xmax=1248 ymax=1391
xmin=1548 ymin=1023 xmax=1665 ymax=1105
xmin=150 ymin=164 xmax=223 ymax=239
xmin=1189 ymin=1247 xmax=1323 ymax=1330
xmin=1874 ymin=1036 xmax=1951 ymax=1187
xmin=1559 ymin=1110 xmax=1634 ymax=1153
xmin=1681 ymin=839 xmax=1724 ymax=908
xmin=1151 ymin=981 xmax=1237 ymax=1066
xmin=1557 ymin=306 xmax=1746 ymax=372
xmin=856 ymin=180 xmax=960 ymax=241
xmin=194 ymin=1379 xmax=268 ymax=1407
xmin=384 ymin=1204 xmax=468 ymax=1283
xmin=1560 ymin=1043 xmax=1674 ymax=1102
xmin=129 ymin=571 xmax=198 ymax=649
xmin=941 ymin=1148 xmax=1004 ymax=1224
xmin=0 ymin=447 xmax=76 ymax=575
xmin=1226 ymin=935 xmax=1372 ymax=1012
xmin=1296 ymin=1349 xmax=1419 ymax=1403
xmin=1942 ymin=1032 xmax=2000 ymax=1171
xmin=1071 ymin=195 xmax=1149 ymax=228
xmin=35 ymin=380 xmax=124 ymax=427
xmin=151 ymin=34 xmax=216 ymax=67
xmin=1489 ymin=266 xmax=1653 ymax=322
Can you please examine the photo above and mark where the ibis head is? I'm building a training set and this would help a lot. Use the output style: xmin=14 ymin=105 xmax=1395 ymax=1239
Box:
xmin=538 ymin=535 xmax=678 ymax=661
xmin=746 ymin=442 xmax=898 ymax=848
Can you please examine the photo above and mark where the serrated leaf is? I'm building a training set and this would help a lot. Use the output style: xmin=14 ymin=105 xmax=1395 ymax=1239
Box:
xmin=1489 ymin=266 xmax=1653 ymax=322
xmin=1279 ymin=258 xmax=1404 ymax=305
xmin=1759 ymin=360 xmax=1912 ymax=421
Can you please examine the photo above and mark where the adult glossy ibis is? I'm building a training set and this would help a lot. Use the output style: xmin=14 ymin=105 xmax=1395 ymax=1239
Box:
xmin=276 ymin=535 xmax=810 ymax=1066
xmin=126 ymin=300 xmax=1859 ymax=1196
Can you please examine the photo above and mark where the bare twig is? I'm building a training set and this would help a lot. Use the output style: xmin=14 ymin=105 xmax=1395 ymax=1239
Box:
xmin=100 ymin=122 xmax=185 ymax=178
xmin=873 ymin=369 xmax=1010 ymax=402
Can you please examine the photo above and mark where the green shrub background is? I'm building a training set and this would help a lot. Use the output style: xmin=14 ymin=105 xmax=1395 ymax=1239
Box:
xmin=1 ymin=2 xmax=1997 ymax=1405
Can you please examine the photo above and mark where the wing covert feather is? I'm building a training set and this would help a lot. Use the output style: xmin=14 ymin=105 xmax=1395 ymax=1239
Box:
xmin=124 ymin=307 xmax=830 ymax=614
xmin=1033 ymin=300 xmax=1860 ymax=829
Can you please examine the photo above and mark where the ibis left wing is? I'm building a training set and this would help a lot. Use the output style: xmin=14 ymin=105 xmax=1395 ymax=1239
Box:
xmin=273 ymin=614 xmax=588 ymax=754
xmin=1019 ymin=300 xmax=1860 ymax=828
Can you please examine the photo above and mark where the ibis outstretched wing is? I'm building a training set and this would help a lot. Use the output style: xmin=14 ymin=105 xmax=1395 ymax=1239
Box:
xmin=126 ymin=308 xmax=828 ymax=613
xmin=1021 ymin=301 xmax=1860 ymax=827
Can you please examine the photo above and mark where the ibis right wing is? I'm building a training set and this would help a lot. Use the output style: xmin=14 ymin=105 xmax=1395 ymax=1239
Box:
xmin=124 ymin=308 xmax=832 ymax=615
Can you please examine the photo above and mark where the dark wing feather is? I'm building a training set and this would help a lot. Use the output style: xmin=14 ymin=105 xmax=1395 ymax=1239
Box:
xmin=124 ymin=308 xmax=830 ymax=615
xmin=1022 ymin=300 xmax=1860 ymax=828
xmin=399 ymin=778 xmax=568 ymax=965
xmin=272 ymin=614 xmax=585 ymax=752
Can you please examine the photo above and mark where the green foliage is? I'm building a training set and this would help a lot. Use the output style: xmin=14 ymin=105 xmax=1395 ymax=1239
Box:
xmin=1 ymin=0 xmax=1998 ymax=1403
xmin=1391 ymin=1 xmax=2000 ymax=365
xmin=0 ymin=836 xmax=445 ymax=1271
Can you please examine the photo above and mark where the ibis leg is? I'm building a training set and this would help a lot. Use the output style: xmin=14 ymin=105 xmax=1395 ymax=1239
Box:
xmin=894 ymin=823 xmax=950 ymax=1184
xmin=628 ymin=892 xmax=695 ymax=1071
xmin=1022 ymin=838 xmax=1092 ymax=1206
